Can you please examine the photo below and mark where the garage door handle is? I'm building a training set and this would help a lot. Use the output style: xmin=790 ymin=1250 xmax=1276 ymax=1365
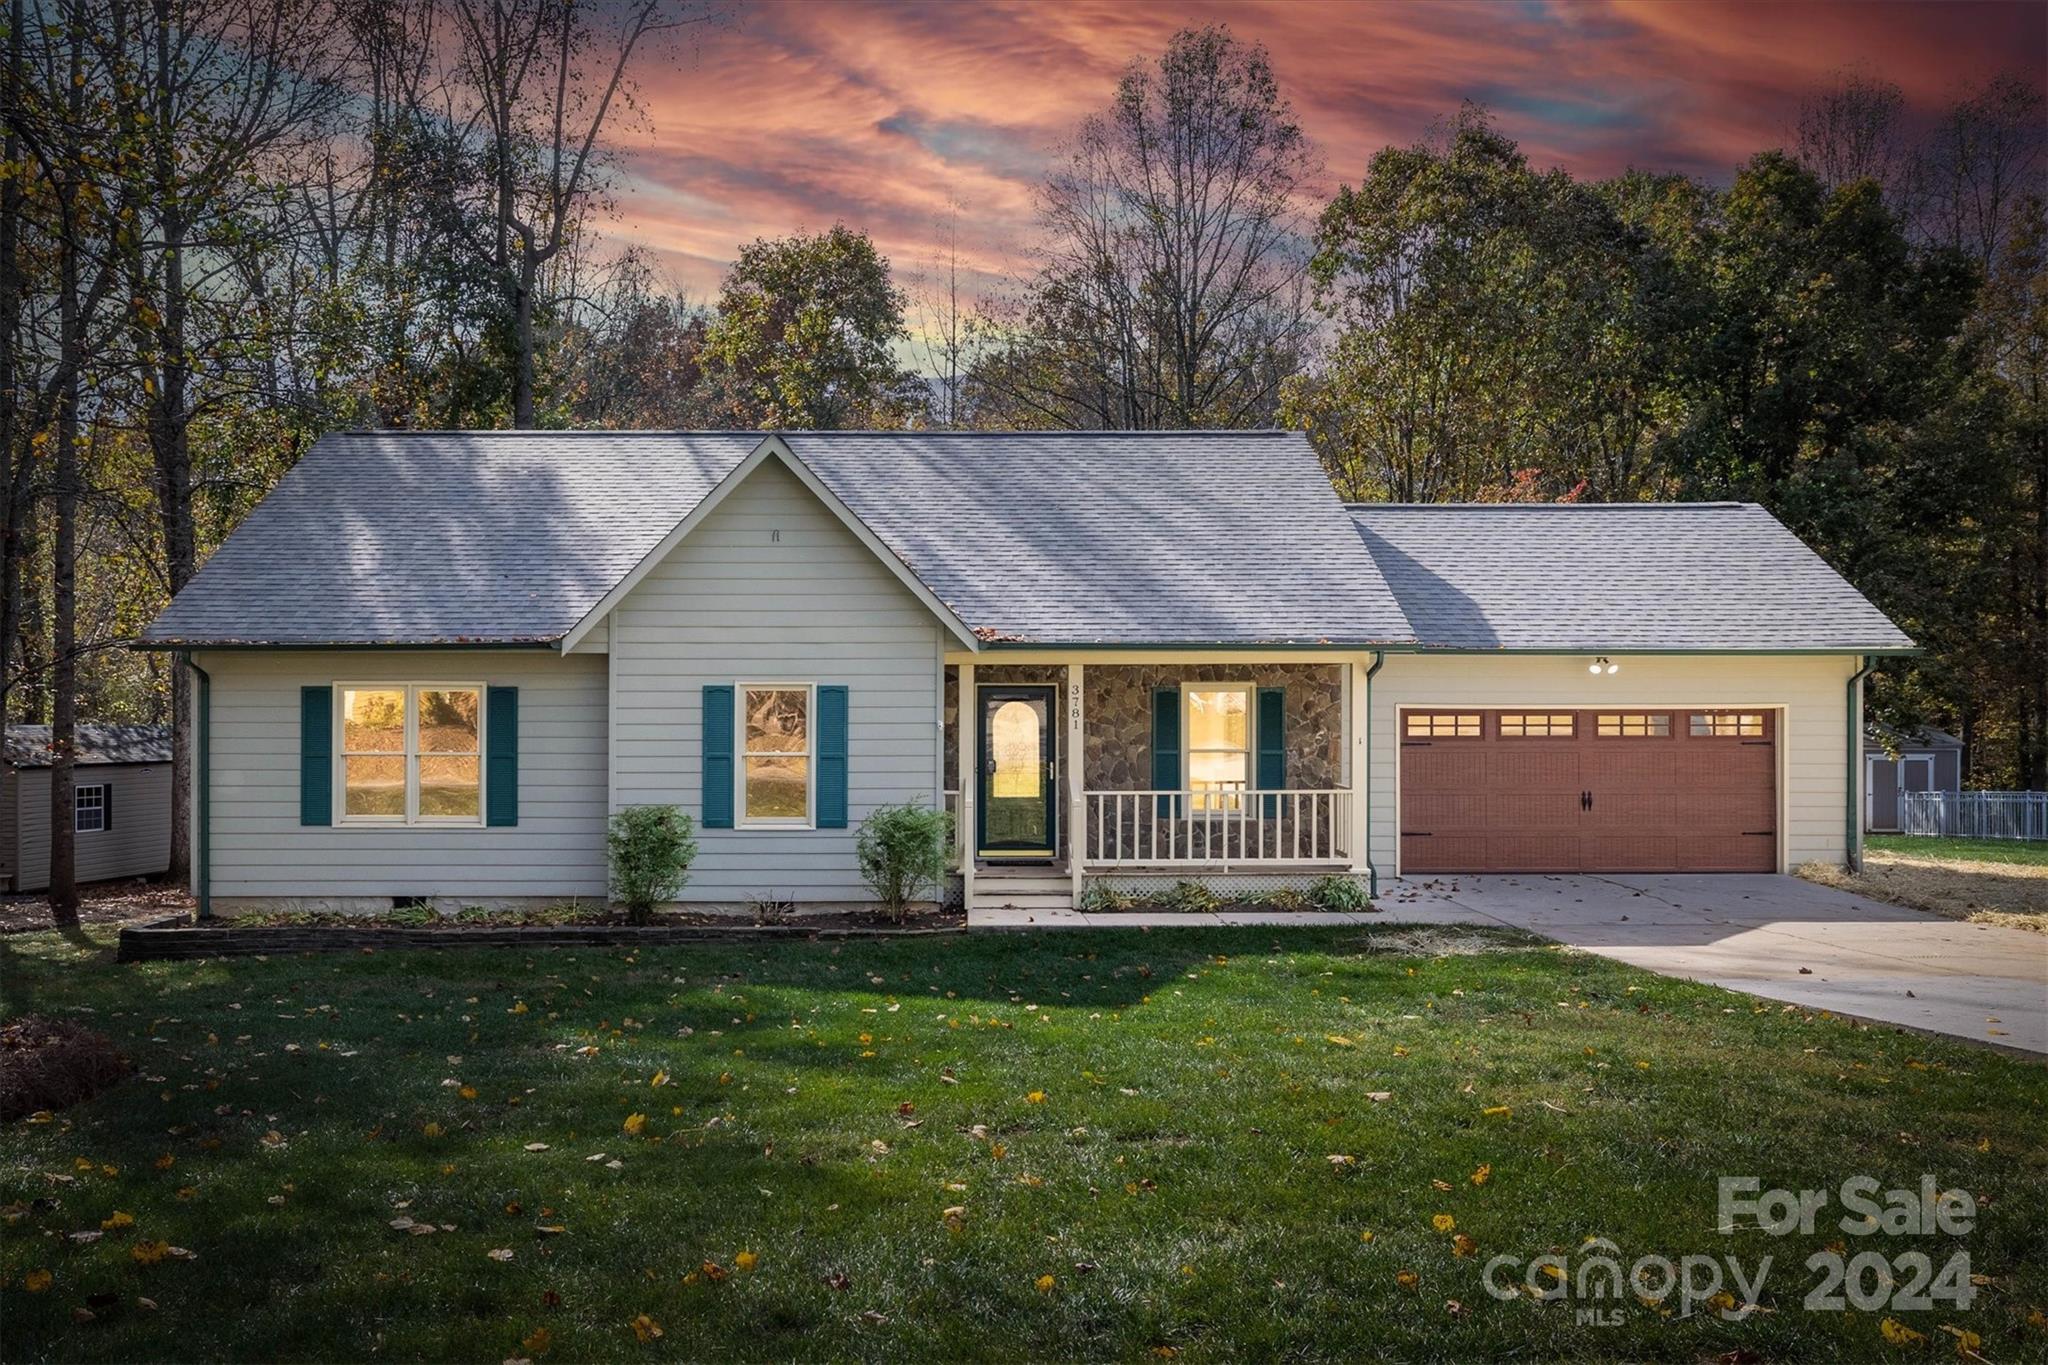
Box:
xmin=1580 ymin=790 xmax=1592 ymax=812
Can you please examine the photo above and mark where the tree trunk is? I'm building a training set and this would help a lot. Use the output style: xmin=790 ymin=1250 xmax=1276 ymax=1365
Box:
xmin=0 ymin=0 xmax=24 ymax=734
xmin=148 ymin=0 xmax=194 ymax=881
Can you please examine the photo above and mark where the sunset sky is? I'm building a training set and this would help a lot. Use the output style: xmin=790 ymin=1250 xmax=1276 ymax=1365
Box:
xmin=605 ymin=0 xmax=2046 ymax=301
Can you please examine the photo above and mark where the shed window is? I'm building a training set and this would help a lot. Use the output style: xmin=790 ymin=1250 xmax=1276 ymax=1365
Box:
xmin=1597 ymin=713 xmax=1671 ymax=738
xmin=1499 ymin=712 xmax=1575 ymax=738
xmin=1186 ymin=686 xmax=1251 ymax=812
xmin=1406 ymin=713 xmax=1481 ymax=739
xmin=741 ymin=686 xmax=811 ymax=824
xmin=1690 ymin=712 xmax=1765 ymax=738
xmin=74 ymin=784 xmax=106 ymax=834
xmin=339 ymin=685 xmax=482 ymax=823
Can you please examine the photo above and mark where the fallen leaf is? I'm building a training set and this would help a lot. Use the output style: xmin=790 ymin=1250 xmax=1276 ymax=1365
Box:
xmin=1880 ymin=1318 xmax=1926 ymax=1345
xmin=622 ymin=1114 xmax=647 ymax=1136
xmin=1396 ymin=1270 xmax=1419 ymax=1289
xmin=1035 ymin=1273 xmax=1056 ymax=1293
xmin=630 ymin=1313 xmax=662 ymax=1343
xmin=101 ymin=1211 xmax=135 ymax=1230
xmin=1482 ymin=1106 xmax=1512 ymax=1118
xmin=488 ymin=1248 xmax=515 ymax=1262
xmin=734 ymin=1251 xmax=759 ymax=1272
xmin=1471 ymin=1164 xmax=1492 ymax=1186
xmin=24 ymin=1269 xmax=53 ymax=1293
xmin=1432 ymin=1214 xmax=1456 ymax=1233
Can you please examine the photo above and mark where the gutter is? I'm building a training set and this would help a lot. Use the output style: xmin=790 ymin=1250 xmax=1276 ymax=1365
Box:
xmin=1364 ymin=650 xmax=1385 ymax=898
xmin=187 ymin=654 xmax=212 ymax=919
xmin=1846 ymin=655 xmax=1877 ymax=872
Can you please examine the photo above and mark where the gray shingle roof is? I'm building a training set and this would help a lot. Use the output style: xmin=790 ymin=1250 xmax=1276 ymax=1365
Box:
xmin=142 ymin=432 xmax=763 ymax=646
xmin=1349 ymin=502 xmax=1914 ymax=652
xmin=800 ymin=433 xmax=1408 ymax=645
xmin=142 ymin=431 xmax=1414 ymax=649
xmin=6 ymin=724 xmax=172 ymax=767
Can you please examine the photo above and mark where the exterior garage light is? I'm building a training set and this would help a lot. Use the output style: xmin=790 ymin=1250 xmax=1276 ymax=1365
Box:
xmin=1591 ymin=656 xmax=1619 ymax=675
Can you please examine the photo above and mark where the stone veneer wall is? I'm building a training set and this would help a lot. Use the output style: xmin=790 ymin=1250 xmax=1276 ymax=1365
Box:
xmin=1083 ymin=664 xmax=1343 ymax=791
xmin=944 ymin=663 xmax=1345 ymax=797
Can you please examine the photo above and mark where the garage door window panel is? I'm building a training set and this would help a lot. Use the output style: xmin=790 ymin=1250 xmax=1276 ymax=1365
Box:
xmin=1405 ymin=712 xmax=1481 ymax=739
xmin=1690 ymin=711 xmax=1768 ymax=738
xmin=1596 ymin=713 xmax=1671 ymax=738
xmin=1498 ymin=712 xmax=1575 ymax=738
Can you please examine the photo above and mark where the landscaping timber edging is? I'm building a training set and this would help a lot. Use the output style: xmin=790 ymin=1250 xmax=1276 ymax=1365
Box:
xmin=115 ymin=917 xmax=966 ymax=962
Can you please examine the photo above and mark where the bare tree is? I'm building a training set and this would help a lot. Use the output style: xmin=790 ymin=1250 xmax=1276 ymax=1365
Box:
xmin=907 ymin=198 xmax=980 ymax=427
xmin=1920 ymin=73 xmax=2046 ymax=271
xmin=974 ymin=25 xmax=1319 ymax=430
xmin=1795 ymin=69 xmax=1917 ymax=207
xmin=443 ymin=0 xmax=725 ymax=428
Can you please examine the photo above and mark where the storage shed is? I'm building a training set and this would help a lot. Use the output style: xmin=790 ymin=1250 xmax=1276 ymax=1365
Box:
xmin=1 ymin=724 xmax=172 ymax=892
xmin=1863 ymin=726 xmax=1964 ymax=833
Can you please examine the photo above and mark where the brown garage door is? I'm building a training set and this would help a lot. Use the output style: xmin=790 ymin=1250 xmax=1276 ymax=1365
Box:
xmin=1399 ymin=708 xmax=1776 ymax=874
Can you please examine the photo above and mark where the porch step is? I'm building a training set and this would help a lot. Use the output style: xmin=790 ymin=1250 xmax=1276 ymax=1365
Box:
xmin=969 ymin=892 xmax=1076 ymax=911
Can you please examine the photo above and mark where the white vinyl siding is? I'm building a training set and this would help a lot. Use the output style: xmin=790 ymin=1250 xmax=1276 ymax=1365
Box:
xmin=1369 ymin=652 xmax=1858 ymax=874
xmin=610 ymin=457 xmax=944 ymax=902
xmin=5 ymin=763 xmax=171 ymax=892
xmin=193 ymin=648 xmax=607 ymax=901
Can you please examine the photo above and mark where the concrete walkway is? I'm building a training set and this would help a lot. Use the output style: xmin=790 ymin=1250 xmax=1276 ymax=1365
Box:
xmin=968 ymin=875 xmax=2048 ymax=1054
xmin=1389 ymin=873 xmax=2046 ymax=1054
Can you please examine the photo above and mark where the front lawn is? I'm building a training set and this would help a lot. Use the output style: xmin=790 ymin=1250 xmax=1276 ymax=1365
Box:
xmin=1865 ymin=835 xmax=2048 ymax=868
xmin=2 ymin=925 xmax=2044 ymax=1362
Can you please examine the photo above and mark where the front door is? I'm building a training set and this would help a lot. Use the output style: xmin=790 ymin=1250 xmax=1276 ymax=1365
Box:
xmin=977 ymin=686 xmax=1056 ymax=858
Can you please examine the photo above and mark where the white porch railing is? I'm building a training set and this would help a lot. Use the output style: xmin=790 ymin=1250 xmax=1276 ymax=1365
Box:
xmin=1900 ymin=791 xmax=2048 ymax=841
xmin=1086 ymin=789 xmax=1352 ymax=869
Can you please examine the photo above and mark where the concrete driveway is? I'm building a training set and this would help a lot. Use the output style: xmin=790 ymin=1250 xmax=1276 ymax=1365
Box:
xmin=1381 ymin=873 xmax=2048 ymax=1054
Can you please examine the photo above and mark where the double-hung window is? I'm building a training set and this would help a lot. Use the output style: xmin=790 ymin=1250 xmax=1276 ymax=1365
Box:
xmin=339 ymin=685 xmax=482 ymax=823
xmin=741 ymin=685 xmax=812 ymax=825
xmin=74 ymin=784 xmax=106 ymax=833
xmin=1186 ymin=686 xmax=1252 ymax=813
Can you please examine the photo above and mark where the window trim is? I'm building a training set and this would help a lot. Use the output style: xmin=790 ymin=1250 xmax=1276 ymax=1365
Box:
xmin=1184 ymin=682 xmax=1253 ymax=812
xmin=74 ymin=783 xmax=106 ymax=834
xmin=737 ymin=681 xmax=816 ymax=830
xmin=333 ymin=682 xmax=486 ymax=828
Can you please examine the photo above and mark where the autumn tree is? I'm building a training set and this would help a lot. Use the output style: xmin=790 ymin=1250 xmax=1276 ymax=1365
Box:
xmin=697 ymin=225 xmax=918 ymax=429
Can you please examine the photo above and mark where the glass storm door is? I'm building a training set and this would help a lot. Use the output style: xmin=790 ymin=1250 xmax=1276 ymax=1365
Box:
xmin=977 ymin=686 xmax=1056 ymax=858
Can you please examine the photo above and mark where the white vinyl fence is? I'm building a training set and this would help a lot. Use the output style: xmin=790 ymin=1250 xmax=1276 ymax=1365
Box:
xmin=1899 ymin=791 xmax=2048 ymax=842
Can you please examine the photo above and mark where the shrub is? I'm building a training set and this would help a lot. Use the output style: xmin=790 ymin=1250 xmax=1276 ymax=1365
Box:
xmin=607 ymin=805 xmax=698 ymax=924
xmin=855 ymin=803 xmax=953 ymax=921
xmin=1161 ymin=879 xmax=1219 ymax=913
xmin=1259 ymin=887 xmax=1311 ymax=912
xmin=1078 ymin=883 xmax=1135 ymax=913
xmin=1307 ymin=874 xmax=1372 ymax=912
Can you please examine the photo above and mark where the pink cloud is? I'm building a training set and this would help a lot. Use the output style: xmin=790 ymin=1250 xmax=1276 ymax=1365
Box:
xmin=603 ymin=0 xmax=2044 ymax=301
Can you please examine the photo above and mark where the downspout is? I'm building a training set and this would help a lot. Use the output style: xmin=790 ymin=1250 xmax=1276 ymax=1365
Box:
xmin=1846 ymin=655 xmax=1876 ymax=873
xmin=1364 ymin=650 xmax=1385 ymax=898
xmin=187 ymin=654 xmax=211 ymax=919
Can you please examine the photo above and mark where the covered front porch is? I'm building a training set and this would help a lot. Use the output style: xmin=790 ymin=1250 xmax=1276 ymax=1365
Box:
xmin=941 ymin=653 xmax=1370 ymax=910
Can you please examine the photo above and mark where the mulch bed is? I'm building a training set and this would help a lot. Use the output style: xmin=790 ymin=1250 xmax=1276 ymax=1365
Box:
xmin=0 ymin=1015 xmax=131 ymax=1121
xmin=0 ymin=879 xmax=192 ymax=935
xmin=117 ymin=911 xmax=966 ymax=962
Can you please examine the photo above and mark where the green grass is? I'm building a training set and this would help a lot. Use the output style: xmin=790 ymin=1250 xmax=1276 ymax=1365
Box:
xmin=1867 ymin=835 xmax=2048 ymax=868
xmin=2 ymin=925 xmax=2044 ymax=1362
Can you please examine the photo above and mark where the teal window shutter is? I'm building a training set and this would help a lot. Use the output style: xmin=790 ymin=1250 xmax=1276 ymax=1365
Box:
xmin=1151 ymin=687 xmax=1180 ymax=817
xmin=486 ymin=686 xmax=519 ymax=826
xmin=702 ymin=685 xmax=734 ymax=828
xmin=816 ymin=685 xmax=848 ymax=829
xmin=1257 ymin=687 xmax=1286 ymax=817
xmin=300 ymin=685 xmax=332 ymax=826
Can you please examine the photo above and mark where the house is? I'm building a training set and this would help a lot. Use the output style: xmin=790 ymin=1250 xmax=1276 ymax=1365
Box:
xmin=1863 ymin=726 xmax=1964 ymax=832
xmin=2 ymin=724 xmax=173 ymax=892
xmin=137 ymin=431 xmax=1914 ymax=915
